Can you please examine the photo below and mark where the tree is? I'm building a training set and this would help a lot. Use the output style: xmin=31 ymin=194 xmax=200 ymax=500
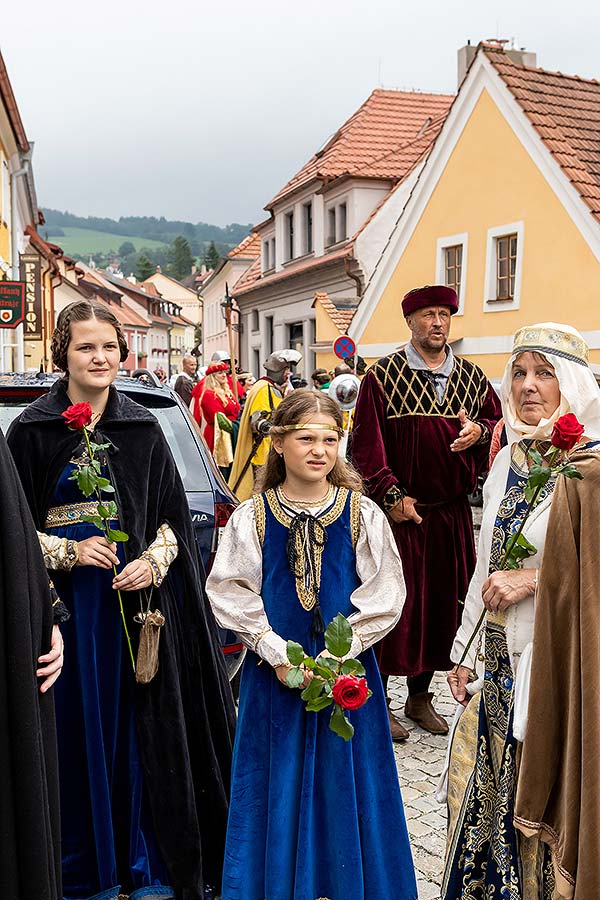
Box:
xmin=204 ymin=240 xmax=220 ymax=270
xmin=168 ymin=235 xmax=194 ymax=281
xmin=119 ymin=241 xmax=136 ymax=256
xmin=137 ymin=254 xmax=155 ymax=281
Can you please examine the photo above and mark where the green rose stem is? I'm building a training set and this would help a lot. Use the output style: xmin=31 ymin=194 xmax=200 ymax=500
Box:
xmin=81 ymin=426 xmax=135 ymax=672
xmin=456 ymin=443 xmax=564 ymax=671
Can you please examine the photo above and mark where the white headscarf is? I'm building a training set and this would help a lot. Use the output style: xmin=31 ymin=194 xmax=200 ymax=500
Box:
xmin=499 ymin=322 xmax=600 ymax=445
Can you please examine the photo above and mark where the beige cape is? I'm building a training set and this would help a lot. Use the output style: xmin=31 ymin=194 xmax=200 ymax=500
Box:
xmin=514 ymin=449 xmax=600 ymax=899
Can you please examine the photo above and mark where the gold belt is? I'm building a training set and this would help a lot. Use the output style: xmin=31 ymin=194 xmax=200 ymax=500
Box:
xmin=45 ymin=501 xmax=103 ymax=529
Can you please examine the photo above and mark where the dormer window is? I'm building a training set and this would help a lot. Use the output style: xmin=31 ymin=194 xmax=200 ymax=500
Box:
xmin=326 ymin=207 xmax=336 ymax=247
xmin=303 ymin=202 xmax=313 ymax=254
xmin=326 ymin=200 xmax=348 ymax=247
xmin=285 ymin=212 xmax=294 ymax=261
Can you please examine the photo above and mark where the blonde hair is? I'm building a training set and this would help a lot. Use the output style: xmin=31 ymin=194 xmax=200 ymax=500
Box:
xmin=256 ymin=389 xmax=363 ymax=493
xmin=204 ymin=372 xmax=234 ymax=397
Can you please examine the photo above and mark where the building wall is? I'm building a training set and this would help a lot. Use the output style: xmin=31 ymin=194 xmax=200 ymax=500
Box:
xmin=356 ymin=88 xmax=600 ymax=376
xmin=201 ymin=259 xmax=251 ymax=363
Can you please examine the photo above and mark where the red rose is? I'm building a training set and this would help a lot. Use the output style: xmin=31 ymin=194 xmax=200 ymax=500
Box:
xmin=551 ymin=413 xmax=584 ymax=452
xmin=331 ymin=674 xmax=369 ymax=711
xmin=62 ymin=402 xmax=93 ymax=430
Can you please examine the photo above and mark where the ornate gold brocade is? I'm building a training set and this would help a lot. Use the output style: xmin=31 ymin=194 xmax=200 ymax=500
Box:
xmin=257 ymin=487 xmax=358 ymax=613
xmin=45 ymin=501 xmax=103 ymax=528
xmin=372 ymin=352 xmax=489 ymax=420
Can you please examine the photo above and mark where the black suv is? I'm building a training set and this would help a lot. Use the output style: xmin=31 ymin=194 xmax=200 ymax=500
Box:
xmin=0 ymin=372 xmax=243 ymax=677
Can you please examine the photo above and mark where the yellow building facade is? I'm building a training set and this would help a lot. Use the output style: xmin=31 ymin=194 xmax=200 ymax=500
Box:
xmin=349 ymin=45 xmax=600 ymax=377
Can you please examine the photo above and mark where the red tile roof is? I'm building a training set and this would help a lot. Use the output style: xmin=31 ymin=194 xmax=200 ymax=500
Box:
xmin=227 ymin=232 xmax=261 ymax=259
xmin=484 ymin=45 xmax=600 ymax=222
xmin=232 ymin=257 xmax=261 ymax=294
xmin=313 ymin=291 xmax=357 ymax=333
xmin=0 ymin=51 xmax=29 ymax=152
xmin=267 ymin=89 xmax=454 ymax=208
xmin=232 ymin=245 xmax=353 ymax=297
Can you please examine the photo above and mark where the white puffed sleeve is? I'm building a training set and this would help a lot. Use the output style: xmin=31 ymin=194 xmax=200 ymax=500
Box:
xmin=346 ymin=496 xmax=406 ymax=657
xmin=205 ymin=500 xmax=289 ymax=668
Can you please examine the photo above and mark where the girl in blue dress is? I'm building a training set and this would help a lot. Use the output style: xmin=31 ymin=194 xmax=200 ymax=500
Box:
xmin=207 ymin=389 xmax=417 ymax=900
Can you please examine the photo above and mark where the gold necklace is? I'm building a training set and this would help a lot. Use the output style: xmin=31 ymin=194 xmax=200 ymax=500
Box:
xmin=278 ymin=484 xmax=334 ymax=508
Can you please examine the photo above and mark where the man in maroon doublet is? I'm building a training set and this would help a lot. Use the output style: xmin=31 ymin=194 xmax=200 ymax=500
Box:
xmin=352 ymin=285 xmax=501 ymax=740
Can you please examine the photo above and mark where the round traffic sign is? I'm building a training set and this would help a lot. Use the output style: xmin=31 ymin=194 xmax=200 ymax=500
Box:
xmin=333 ymin=335 xmax=356 ymax=360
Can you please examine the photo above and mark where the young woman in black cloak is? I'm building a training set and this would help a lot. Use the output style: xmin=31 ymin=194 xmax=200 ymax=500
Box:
xmin=7 ymin=300 xmax=235 ymax=900
xmin=0 ymin=425 xmax=65 ymax=900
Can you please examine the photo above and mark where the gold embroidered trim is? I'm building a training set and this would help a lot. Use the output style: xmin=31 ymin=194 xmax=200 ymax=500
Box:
xmin=253 ymin=493 xmax=266 ymax=545
xmin=45 ymin=502 xmax=103 ymax=529
xmin=372 ymin=352 xmax=489 ymax=420
xmin=350 ymin=491 xmax=361 ymax=549
xmin=265 ymin=487 xmax=349 ymax=612
xmin=266 ymin=486 xmax=349 ymax=530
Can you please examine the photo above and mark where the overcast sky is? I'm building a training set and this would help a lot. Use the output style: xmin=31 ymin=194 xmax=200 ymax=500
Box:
xmin=3 ymin=0 xmax=599 ymax=226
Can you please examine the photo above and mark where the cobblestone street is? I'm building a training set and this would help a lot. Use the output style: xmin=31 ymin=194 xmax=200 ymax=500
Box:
xmin=389 ymin=508 xmax=482 ymax=899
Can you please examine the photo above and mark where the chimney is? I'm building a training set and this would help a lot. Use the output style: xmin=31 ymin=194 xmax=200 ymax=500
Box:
xmin=156 ymin=265 xmax=161 ymax=273
xmin=457 ymin=39 xmax=537 ymax=87
xmin=201 ymin=264 xmax=207 ymax=275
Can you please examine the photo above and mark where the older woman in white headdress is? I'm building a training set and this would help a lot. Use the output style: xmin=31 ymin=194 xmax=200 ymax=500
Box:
xmin=442 ymin=323 xmax=600 ymax=900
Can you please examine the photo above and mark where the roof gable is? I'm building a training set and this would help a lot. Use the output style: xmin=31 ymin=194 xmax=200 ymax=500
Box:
xmin=350 ymin=44 xmax=600 ymax=343
xmin=267 ymin=89 xmax=454 ymax=208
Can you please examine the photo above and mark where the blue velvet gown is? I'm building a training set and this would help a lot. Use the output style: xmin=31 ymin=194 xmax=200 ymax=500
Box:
xmin=222 ymin=488 xmax=417 ymax=900
xmin=49 ymin=464 xmax=173 ymax=900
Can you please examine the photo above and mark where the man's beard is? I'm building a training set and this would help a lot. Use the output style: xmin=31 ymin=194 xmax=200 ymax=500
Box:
xmin=420 ymin=333 xmax=447 ymax=352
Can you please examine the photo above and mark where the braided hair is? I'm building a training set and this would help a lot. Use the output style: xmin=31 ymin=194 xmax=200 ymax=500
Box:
xmin=51 ymin=300 xmax=129 ymax=372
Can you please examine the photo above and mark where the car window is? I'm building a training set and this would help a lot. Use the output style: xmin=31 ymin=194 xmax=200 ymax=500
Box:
xmin=145 ymin=403 xmax=211 ymax=492
xmin=0 ymin=398 xmax=33 ymax=435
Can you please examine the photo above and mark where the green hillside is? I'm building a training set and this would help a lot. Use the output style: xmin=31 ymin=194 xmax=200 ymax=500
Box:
xmin=47 ymin=227 xmax=168 ymax=258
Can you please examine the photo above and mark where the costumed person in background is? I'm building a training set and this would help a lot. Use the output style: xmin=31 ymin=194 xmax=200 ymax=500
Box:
xmin=7 ymin=300 xmax=235 ymax=900
xmin=207 ymin=390 xmax=417 ymax=900
xmin=443 ymin=323 xmax=600 ymax=899
xmin=153 ymin=365 xmax=167 ymax=384
xmin=0 ymin=426 xmax=66 ymax=900
xmin=352 ymin=285 xmax=501 ymax=741
xmin=279 ymin=348 xmax=307 ymax=391
xmin=199 ymin=362 xmax=241 ymax=478
xmin=311 ymin=368 xmax=330 ymax=390
xmin=228 ymin=352 xmax=290 ymax=501
xmin=173 ymin=354 xmax=198 ymax=407
xmin=237 ymin=372 xmax=256 ymax=403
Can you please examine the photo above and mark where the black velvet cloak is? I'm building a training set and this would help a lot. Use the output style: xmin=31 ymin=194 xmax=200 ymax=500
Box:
xmin=7 ymin=379 xmax=236 ymax=900
xmin=0 ymin=426 xmax=61 ymax=900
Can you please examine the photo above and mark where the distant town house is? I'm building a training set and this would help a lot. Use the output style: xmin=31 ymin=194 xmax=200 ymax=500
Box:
xmin=231 ymin=88 xmax=454 ymax=377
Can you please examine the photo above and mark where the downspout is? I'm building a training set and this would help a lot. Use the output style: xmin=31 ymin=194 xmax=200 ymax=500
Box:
xmin=344 ymin=252 xmax=364 ymax=299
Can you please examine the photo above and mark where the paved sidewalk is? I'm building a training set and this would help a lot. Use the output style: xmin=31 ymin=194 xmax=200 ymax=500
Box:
xmin=389 ymin=672 xmax=453 ymax=900
xmin=388 ymin=507 xmax=482 ymax=899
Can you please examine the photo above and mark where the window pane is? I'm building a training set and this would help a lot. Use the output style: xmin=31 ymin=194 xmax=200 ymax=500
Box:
xmin=510 ymin=236 xmax=518 ymax=256
xmin=497 ymin=276 xmax=508 ymax=298
xmin=498 ymin=237 xmax=507 ymax=258
xmin=498 ymin=259 xmax=508 ymax=278
xmin=446 ymin=247 xmax=455 ymax=267
xmin=456 ymin=246 xmax=463 ymax=267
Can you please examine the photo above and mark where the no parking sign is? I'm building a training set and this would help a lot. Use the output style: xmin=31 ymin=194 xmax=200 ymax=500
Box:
xmin=333 ymin=335 xmax=356 ymax=360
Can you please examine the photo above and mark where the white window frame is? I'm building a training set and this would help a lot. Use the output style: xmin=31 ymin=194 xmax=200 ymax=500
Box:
xmin=435 ymin=232 xmax=468 ymax=315
xmin=483 ymin=221 xmax=524 ymax=312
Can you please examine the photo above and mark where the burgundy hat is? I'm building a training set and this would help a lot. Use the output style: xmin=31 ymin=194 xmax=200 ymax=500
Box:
xmin=401 ymin=285 xmax=459 ymax=317
xmin=206 ymin=362 xmax=229 ymax=375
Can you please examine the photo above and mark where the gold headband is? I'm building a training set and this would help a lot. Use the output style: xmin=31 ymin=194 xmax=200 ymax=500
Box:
xmin=512 ymin=325 xmax=589 ymax=365
xmin=280 ymin=423 xmax=343 ymax=436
